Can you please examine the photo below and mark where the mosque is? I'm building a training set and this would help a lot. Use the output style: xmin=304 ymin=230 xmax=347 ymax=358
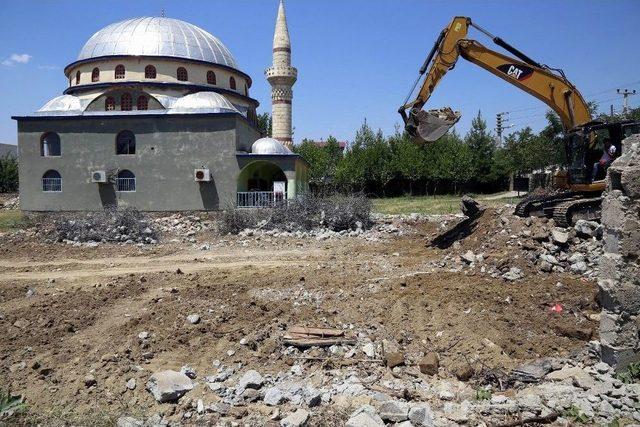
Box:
xmin=12 ymin=1 xmax=308 ymax=211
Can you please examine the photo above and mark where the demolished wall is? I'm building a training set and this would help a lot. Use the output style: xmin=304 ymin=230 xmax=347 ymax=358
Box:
xmin=599 ymin=133 xmax=640 ymax=368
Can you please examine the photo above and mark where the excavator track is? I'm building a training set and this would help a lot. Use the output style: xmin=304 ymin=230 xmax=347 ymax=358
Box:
xmin=552 ymin=197 xmax=602 ymax=227
xmin=514 ymin=192 xmax=575 ymax=217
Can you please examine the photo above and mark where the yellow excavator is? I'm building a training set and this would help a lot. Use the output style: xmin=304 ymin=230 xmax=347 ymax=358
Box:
xmin=399 ymin=16 xmax=639 ymax=226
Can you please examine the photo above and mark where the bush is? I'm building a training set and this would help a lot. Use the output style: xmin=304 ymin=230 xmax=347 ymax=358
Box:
xmin=220 ymin=194 xmax=372 ymax=234
xmin=54 ymin=207 xmax=158 ymax=244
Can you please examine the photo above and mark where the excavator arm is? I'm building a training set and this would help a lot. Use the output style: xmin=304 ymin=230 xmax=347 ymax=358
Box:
xmin=399 ymin=16 xmax=592 ymax=142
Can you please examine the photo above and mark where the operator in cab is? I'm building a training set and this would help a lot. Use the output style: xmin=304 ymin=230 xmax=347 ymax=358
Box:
xmin=592 ymin=138 xmax=617 ymax=181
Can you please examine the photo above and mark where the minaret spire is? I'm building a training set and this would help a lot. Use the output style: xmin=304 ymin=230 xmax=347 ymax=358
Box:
xmin=266 ymin=0 xmax=297 ymax=148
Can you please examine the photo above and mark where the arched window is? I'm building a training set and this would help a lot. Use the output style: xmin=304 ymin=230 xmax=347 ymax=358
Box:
xmin=145 ymin=65 xmax=156 ymax=79
xmin=116 ymin=130 xmax=135 ymax=155
xmin=229 ymin=76 xmax=236 ymax=90
xmin=75 ymin=70 xmax=81 ymax=85
xmin=105 ymin=96 xmax=116 ymax=111
xmin=137 ymin=95 xmax=148 ymax=111
xmin=116 ymin=170 xmax=136 ymax=192
xmin=115 ymin=64 xmax=125 ymax=79
xmin=207 ymin=70 xmax=216 ymax=85
xmin=42 ymin=170 xmax=62 ymax=192
xmin=41 ymin=132 xmax=61 ymax=157
xmin=177 ymin=67 xmax=188 ymax=81
xmin=91 ymin=67 xmax=100 ymax=82
xmin=120 ymin=93 xmax=132 ymax=111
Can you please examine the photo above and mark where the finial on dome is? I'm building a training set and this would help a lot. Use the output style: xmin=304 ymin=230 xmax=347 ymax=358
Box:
xmin=161 ymin=8 xmax=165 ymax=17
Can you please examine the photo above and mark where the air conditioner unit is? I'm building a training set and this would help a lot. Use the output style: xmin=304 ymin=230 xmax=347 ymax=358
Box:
xmin=194 ymin=168 xmax=211 ymax=182
xmin=91 ymin=170 xmax=107 ymax=183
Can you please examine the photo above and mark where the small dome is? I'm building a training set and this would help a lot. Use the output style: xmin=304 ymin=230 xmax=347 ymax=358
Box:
xmin=169 ymin=92 xmax=239 ymax=114
xmin=77 ymin=17 xmax=238 ymax=69
xmin=251 ymin=137 xmax=293 ymax=155
xmin=38 ymin=95 xmax=83 ymax=112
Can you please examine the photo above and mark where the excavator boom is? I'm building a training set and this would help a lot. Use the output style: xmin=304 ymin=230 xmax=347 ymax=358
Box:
xmin=399 ymin=16 xmax=592 ymax=142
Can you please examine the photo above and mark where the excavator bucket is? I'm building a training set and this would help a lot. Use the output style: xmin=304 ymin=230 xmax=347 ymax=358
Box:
xmin=407 ymin=107 xmax=461 ymax=143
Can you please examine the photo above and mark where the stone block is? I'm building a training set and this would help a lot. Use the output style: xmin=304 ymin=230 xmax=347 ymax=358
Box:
xmin=621 ymin=165 xmax=640 ymax=197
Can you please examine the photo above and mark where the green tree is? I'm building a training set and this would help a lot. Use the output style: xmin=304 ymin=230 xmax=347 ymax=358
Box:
xmin=465 ymin=111 xmax=496 ymax=186
xmin=256 ymin=112 xmax=272 ymax=137
xmin=0 ymin=154 xmax=18 ymax=193
xmin=389 ymin=131 xmax=424 ymax=194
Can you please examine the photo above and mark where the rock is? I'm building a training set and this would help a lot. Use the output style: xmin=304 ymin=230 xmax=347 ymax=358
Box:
xmin=180 ymin=365 xmax=197 ymax=379
xmin=264 ymin=386 xmax=286 ymax=406
xmin=362 ymin=342 xmax=376 ymax=358
xmin=138 ymin=331 xmax=150 ymax=340
xmin=186 ymin=314 xmax=200 ymax=324
xmin=502 ymin=267 xmax=523 ymax=281
xmin=379 ymin=400 xmax=410 ymax=422
xmin=574 ymin=220 xmax=601 ymax=238
xmin=84 ymin=374 xmax=97 ymax=387
xmin=551 ymin=228 xmax=569 ymax=244
xmin=13 ymin=319 xmax=29 ymax=329
xmin=384 ymin=352 xmax=404 ymax=368
xmin=146 ymin=370 xmax=194 ymax=403
xmin=408 ymin=403 xmax=434 ymax=426
xmin=491 ymin=394 xmax=509 ymax=404
xmin=570 ymin=261 xmax=588 ymax=273
xmin=461 ymin=250 xmax=476 ymax=264
xmin=546 ymin=366 xmax=595 ymax=389
xmin=346 ymin=405 xmax=385 ymax=427
xmin=9 ymin=361 xmax=26 ymax=372
xmin=197 ymin=399 xmax=204 ymax=414
xmin=594 ymin=362 xmax=611 ymax=374
xmin=116 ymin=416 xmax=144 ymax=427
xmin=454 ymin=364 xmax=474 ymax=381
xmin=418 ymin=353 xmax=439 ymax=375
xmin=237 ymin=369 xmax=264 ymax=392
xmin=126 ymin=378 xmax=136 ymax=390
xmin=280 ymin=409 xmax=310 ymax=427
xmin=443 ymin=402 xmax=469 ymax=423
xmin=461 ymin=196 xmax=485 ymax=218
xmin=511 ymin=360 xmax=552 ymax=383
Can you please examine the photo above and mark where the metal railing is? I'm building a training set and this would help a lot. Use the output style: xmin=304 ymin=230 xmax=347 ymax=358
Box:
xmin=237 ymin=191 xmax=285 ymax=208
xmin=116 ymin=178 xmax=136 ymax=192
xmin=42 ymin=178 xmax=62 ymax=192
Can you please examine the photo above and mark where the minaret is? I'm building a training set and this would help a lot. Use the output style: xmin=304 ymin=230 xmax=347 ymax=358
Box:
xmin=266 ymin=0 xmax=297 ymax=149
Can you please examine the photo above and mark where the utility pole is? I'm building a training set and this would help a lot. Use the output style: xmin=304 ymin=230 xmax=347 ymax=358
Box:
xmin=617 ymin=89 xmax=636 ymax=116
xmin=496 ymin=112 xmax=512 ymax=147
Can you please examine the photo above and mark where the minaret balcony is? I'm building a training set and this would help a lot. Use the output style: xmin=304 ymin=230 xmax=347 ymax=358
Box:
xmin=265 ymin=66 xmax=298 ymax=79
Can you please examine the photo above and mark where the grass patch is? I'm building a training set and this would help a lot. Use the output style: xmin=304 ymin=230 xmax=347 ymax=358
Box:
xmin=371 ymin=193 xmax=521 ymax=215
xmin=0 ymin=210 xmax=29 ymax=232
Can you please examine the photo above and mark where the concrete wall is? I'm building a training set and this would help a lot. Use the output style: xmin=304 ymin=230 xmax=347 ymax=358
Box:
xmin=17 ymin=113 xmax=260 ymax=211
xmin=599 ymin=133 xmax=640 ymax=369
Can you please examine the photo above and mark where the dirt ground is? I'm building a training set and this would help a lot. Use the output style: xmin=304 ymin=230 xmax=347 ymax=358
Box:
xmin=0 ymin=207 xmax=600 ymax=424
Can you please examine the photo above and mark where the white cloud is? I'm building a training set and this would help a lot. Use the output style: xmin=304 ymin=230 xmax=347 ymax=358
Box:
xmin=10 ymin=53 xmax=32 ymax=64
xmin=1 ymin=53 xmax=33 ymax=66
xmin=38 ymin=65 xmax=59 ymax=70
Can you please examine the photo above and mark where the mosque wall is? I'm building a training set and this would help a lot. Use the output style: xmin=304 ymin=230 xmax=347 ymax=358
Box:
xmin=67 ymin=58 xmax=251 ymax=97
xmin=16 ymin=114 xmax=260 ymax=211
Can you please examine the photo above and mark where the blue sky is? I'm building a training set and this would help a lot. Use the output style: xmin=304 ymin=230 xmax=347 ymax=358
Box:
xmin=1 ymin=0 xmax=638 ymax=145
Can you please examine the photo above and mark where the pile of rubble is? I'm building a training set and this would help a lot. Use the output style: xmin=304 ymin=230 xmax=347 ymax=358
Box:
xmin=236 ymin=216 xmax=410 ymax=242
xmin=0 ymin=194 xmax=19 ymax=210
xmin=154 ymin=214 xmax=214 ymax=242
xmin=426 ymin=205 xmax=604 ymax=282
xmin=116 ymin=338 xmax=639 ymax=426
xmin=52 ymin=208 xmax=159 ymax=246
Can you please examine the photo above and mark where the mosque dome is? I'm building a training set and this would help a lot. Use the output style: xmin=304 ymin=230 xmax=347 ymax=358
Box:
xmin=38 ymin=95 xmax=83 ymax=112
xmin=77 ymin=17 xmax=238 ymax=69
xmin=251 ymin=137 xmax=293 ymax=155
xmin=169 ymin=92 xmax=239 ymax=114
